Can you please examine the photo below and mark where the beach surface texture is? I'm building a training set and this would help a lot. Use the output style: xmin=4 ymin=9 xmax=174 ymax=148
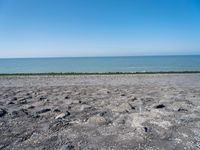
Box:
xmin=0 ymin=74 xmax=200 ymax=149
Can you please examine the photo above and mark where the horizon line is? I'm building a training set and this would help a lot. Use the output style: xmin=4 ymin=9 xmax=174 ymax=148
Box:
xmin=1 ymin=54 xmax=200 ymax=59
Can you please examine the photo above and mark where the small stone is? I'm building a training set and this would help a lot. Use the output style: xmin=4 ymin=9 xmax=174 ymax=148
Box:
xmin=128 ymin=103 xmax=135 ymax=110
xmin=66 ymin=111 xmax=70 ymax=116
xmin=114 ymin=115 xmax=126 ymax=125
xmin=131 ymin=97 xmax=137 ymax=101
xmin=121 ymin=94 xmax=126 ymax=96
xmin=0 ymin=108 xmax=7 ymax=117
xmin=20 ymin=109 xmax=29 ymax=115
xmin=54 ymin=109 xmax=61 ymax=112
xmin=178 ymin=108 xmax=188 ymax=112
xmin=12 ymin=97 xmax=18 ymax=101
xmin=32 ymin=113 xmax=40 ymax=118
xmin=155 ymin=104 xmax=165 ymax=109
xmin=36 ymin=108 xmax=51 ymax=114
xmin=65 ymin=96 xmax=70 ymax=99
xmin=87 ymin=116 xmax=107 ymax=125
xmin=39 ymin=96 xmax=47 ymax=101
xmin=99 ymin=111 xmax=107 ymax=116
xmin=11 ymin=109 xmax=28 ymax=117
xmin=18 ymin=99 xmax=27 ymax=104
xmin=60 ymin=143 xmax=74 ymax=150
xmin=112 ymin=103 xmax=132 ymax=113
xmin=28 ymin=106 xmax=35 ymax=109
xmin=27 ymin=96 xmax=32 ymax=99
xmin=55 ymin=113 xmax=67 ymax=119
xmin=80 ymin=105 xmax=91 ymax=111
xmin=144 ymin=127 xmax=148 ymax=132
xmin=11 ymin=111 xmax=19 ymax=117
xmin=7 ymin=101 xmax=15 ymax=105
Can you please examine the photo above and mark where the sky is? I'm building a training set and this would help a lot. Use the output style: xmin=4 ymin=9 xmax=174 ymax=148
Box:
xmin=0 ymin=0 xmax=200 ymax=58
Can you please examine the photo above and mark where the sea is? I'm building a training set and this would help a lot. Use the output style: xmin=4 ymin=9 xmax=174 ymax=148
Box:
xmin=0 ymin=55 xmax=200 ymax=73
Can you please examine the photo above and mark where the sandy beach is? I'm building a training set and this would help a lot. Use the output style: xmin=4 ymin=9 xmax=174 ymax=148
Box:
xmin=0 ymin=74 xmax=200 ymax=149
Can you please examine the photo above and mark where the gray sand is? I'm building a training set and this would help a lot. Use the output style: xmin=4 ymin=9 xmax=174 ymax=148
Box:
xmin=0 ymin=74 xmax=200 ymax=149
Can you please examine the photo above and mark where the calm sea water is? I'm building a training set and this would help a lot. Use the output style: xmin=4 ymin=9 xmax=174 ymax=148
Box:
xmin=0 ymin=55 xmax=200 ymax=73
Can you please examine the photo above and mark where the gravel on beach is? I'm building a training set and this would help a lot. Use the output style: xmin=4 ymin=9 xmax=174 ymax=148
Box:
xmin=0 ymin=74 xmax=200 ymax=149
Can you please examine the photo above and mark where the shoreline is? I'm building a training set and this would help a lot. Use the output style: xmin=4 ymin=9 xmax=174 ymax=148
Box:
xmin=1 ymin=71 xmax=200 ymax=76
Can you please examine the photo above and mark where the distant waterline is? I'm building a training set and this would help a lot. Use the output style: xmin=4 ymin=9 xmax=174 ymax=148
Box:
xmin=0 ymin=55 xmax=200 ymax=73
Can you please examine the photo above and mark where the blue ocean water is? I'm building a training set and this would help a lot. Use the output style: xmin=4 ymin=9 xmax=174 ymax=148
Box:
xmin=0 ymin=55 xmax=200 ymax=73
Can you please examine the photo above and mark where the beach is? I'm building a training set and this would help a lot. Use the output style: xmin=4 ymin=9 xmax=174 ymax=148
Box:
xmin=0 ymin=74 xmax=200 ymax=149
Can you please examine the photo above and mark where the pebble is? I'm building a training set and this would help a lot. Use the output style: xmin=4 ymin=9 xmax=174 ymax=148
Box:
xmin=128 ymin=103 xmax=135 ymax=110
xmin=155 ymin=104 xmax=165 ymax=109
xmin=112 ymin=103 xmax=132 ymax=113
xmin=55 ymin=113 xmax=67 ymax=119
xmin=66 ymin=111 xmax=70 ymax=115
xmin=178 ymin=108 xmax=188 ymax=112
xmin=7 ymin=101 xmax=15 ymax=105
xmin=65 ymin=96 xmax=70 ymax=99
xmin=80 ymin=104 xmax=92 ymax=111
xmin=18 ymin=99 xmax=27 ymax=104
xmin=131 ymin=97 xmax=137 ymax=101
xmin=87 ymin=116 xmax=107 ymax=125
xmin=12 ymin=97 xmax=18 ymax=101
xmin=60 ymin=143 xmax=74 ymax=150
xmin=144 ymin=127 xmax=148 ymax=132
xmin=32 ymin=113 xmax=40 ymax=118
xmin=11 ymin=109 xmax=28 ymax=117
xmin=0 ymin=108 xmax=7 ymax=117
xmin=20 ymin=109 xmax=29 ymax=115
xmin=36 ymin=108 xmax=51 ymax=114
xmin=28 ymin=106 xmax=35 ymax=109
xmin=39 ymin=96 xmax=47 ymax=101
xmin=54 ymin=108 xmax=61 ymax=112
xmin=11 ymin=111 xmax=18 ymax=117
xmin=99 ymin=111 xmax=107 ymax=116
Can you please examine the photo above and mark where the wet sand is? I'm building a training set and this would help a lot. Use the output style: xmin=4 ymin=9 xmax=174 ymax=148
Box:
xmin=0 ymin=74 xmax=200 ymax=150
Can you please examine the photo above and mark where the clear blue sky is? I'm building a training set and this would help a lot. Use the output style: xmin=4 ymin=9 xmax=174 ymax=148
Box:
xmin=0 ymin=0 xmax=200 ymax=58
